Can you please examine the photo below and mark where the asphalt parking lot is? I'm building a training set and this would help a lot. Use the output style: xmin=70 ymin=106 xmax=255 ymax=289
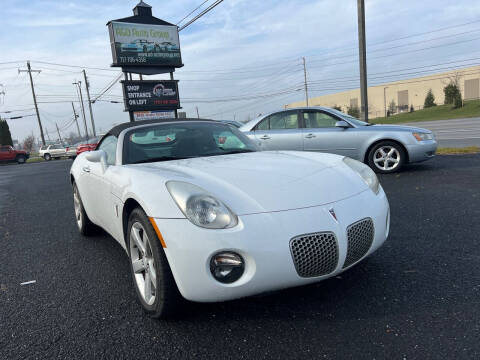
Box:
xmin=1 ymin=155 xmax=479 ymax=359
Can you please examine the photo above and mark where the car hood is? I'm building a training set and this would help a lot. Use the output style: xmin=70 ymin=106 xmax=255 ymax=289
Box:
xmin=129 ymin=151 xmax=369 ymax=215
xmin=370 ymin=124 xmax=431 ymax=133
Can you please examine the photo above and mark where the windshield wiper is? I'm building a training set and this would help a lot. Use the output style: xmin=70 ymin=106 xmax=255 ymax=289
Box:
xmin=132 ymin=156 xmax=191 ymax=164
xmin=366 ymin=123 xmax=375 ymax=126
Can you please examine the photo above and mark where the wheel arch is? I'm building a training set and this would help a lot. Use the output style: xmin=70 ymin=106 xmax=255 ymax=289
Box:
xmin=363 ymin=138 xmax=409 ymax=164
xmin=122 ymin=198 xmax=143 ymax=245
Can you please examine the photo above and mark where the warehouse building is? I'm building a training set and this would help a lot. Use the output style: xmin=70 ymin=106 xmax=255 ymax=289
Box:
xmin=286 ymin=65 xmax=480 ymax=119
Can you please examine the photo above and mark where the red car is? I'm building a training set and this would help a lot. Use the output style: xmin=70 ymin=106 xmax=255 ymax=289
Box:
xmin=0 ymin=145 xmax=29 ymax=164
xmin=76 ymin=137 xmax=100 ymax=156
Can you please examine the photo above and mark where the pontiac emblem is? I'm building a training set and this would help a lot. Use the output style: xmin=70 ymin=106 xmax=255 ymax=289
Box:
xmin=329 ymin=208 xmax=338 ymax=222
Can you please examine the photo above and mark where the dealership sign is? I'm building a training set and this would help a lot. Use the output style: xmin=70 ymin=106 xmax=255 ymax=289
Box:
xmin=109 ymin=21 xmax=182 ymax=67
xmin=134 ymin=111 xmax=175 ymax=120
xmin=122 ymin=80 xmax=180 ymax=111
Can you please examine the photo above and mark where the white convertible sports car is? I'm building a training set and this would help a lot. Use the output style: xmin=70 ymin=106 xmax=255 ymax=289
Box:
xmin=71 ymin=119 xmax=390 ymax=318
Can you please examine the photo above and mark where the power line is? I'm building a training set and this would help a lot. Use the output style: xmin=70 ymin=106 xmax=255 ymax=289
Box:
xmin=176 ymin=0 xmax=210 ymax=25
xmin=179 ymin=0 xmax=225 ymax=32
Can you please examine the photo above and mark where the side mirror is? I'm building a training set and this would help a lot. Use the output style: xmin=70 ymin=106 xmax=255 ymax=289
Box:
xmin=335 ymin=120 xmax=350 ymax=129
xmin=85 ymin=150 xmax=108 ymax=173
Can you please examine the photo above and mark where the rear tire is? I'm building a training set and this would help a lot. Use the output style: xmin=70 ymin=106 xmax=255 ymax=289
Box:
xmin=127 ymin=207 xmax=182 ymax=319
xmin=368 ymin=141 xmax=405 ymax=174
xmin=73 ymin=182 xmax=97 ymax=236
xmin=44 ymin=153 xmax=51 ymax=161
xmin=16 ymin=155 xmax=26 ymax=164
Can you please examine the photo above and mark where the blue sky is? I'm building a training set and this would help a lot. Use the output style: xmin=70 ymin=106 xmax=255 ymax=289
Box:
xmin=1 ymin=0 xmax=480 ymax=141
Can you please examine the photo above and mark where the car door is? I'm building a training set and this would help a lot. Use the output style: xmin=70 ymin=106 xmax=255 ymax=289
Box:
xmin=301 ymin=109 xmax=359 ymax=158
xmin=83 ymin=135 xmax=118 ymax=232
xmin=253 ymin=110 xmax=303 ymax=151
xmin=0 ymin=146 xmax=11 ymax=161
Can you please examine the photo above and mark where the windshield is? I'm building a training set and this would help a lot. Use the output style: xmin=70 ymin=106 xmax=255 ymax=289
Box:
xmin=327 ymin=108 xmax=370 ymax=126
xmin=123 ymin=122 xmax=259 ymax=164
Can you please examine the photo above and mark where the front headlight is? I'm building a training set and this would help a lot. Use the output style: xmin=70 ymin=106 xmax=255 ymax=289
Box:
xmin=166 ymin=181 xmax=238 ymax=229
xmin=412 ymin=132 xmax=434 ymax=141
xmin=343 ymin=157 xmax=380 ymax=194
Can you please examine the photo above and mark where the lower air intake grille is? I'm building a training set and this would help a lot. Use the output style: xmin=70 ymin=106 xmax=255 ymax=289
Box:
xmin=343 ymin=218 xmax=374 ymax=268
xmin=290 ymin=232 xmax=338 ymax=278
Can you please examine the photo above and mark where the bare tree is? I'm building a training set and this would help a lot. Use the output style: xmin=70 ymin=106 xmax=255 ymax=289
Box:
xmin=23 ymin=135 xmax=35 ymax=152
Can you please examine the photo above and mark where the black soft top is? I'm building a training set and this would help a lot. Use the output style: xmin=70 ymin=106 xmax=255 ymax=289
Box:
xmin=107 ymin=118 xmax=218 ymax=137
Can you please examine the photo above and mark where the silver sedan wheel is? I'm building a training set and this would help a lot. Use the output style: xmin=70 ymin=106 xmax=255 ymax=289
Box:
xmin=130 ymin=222 xmax=157 ymax=306
xmin=373 ymin=146 xmax=401 ymax=171
xmin=73 ymin=188 xmax=83 ymax=230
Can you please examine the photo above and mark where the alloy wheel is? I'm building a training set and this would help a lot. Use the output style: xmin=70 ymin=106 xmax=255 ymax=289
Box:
xmin=373 ymin=146 xmax=401 ymax=171
xmin=73 ymin=187 xmax=83 ymax=230
xmin=130 ymin=222 xmax=157 ymax=306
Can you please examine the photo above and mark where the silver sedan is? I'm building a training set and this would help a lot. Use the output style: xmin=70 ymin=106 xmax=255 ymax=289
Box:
xmin=240 ymin=107 xmax=437 ymax=173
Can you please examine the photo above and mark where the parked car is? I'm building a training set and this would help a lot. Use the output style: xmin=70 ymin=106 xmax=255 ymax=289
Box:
xmin=218 ymin=120 xmax=243 ymax=128
xmin=0 ymin=145 xmax=29 ymax=164
xmin=65 ymin=142 xmax=82 ymax=159
xmin=240 ymin=107 xmax=438 ymax=173
xmin=76 ymin=137 xmax=100 ymax=156
xmin=71 ymin=119 xmax=389 ymax=318
xmin=38 ymin=144 xmax=66 ymax=161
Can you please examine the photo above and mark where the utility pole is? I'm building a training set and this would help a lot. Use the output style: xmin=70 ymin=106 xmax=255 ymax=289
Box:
xmin=196 ymin=106 xmax=200 ymax=119
xmin=82 ymin=70 xmax=97 ymax=137
xmin=170 ymin=72 xmax=178 ymax=119
xmin=19 ymin=61 xmax=46 ymax=145
xmin=55 ymin=123 xmax=63 ymax=144
xmin=73 ymin=81 xmax=89 ymax=140
xmin=302 ymin=57 xmax=309 ymax=107
xmin=383 ymin=87 xmax=388 ymax=118
xmin=357 ymin=0 xmax=368 ymax=122
xmin=71 ymin=102 xmax=81 ymax=138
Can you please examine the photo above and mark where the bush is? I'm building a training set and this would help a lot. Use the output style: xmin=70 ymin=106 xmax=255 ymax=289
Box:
xmin=332 ymin=105 xmax=342 ymax=112
xmin=410 ymin=105 xmax=414 ymax=112
xmin=453 ymin=92 xmax=463 ymax=109
xmin=424 ymin=89 xmax=436 ymax=108
xmin=444 ymin=82 xmax=461 ymax=105
xmin=347 ymin=106 xmax=360 ymax=118
xmin=388 ymin=100 xmax=396 ymax=114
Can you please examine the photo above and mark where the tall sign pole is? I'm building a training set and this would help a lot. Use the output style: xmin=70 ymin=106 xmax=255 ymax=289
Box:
xmin=357 ymin=0 xmax=368 ymax=122
xmin=83 ymin=70 xmax=97 ymax=136
xmin=19 ymin=61 xmax=46 ymax=145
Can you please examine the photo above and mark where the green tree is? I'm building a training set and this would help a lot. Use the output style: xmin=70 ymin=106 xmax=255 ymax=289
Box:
xmin=453 ymin=91 xmax=463 ymax=109
xmin=424 ymin=89 xmax=436 ymax=108
xmin=0 ymin=119 xmax=13 ymax=146
xmin=347 ymin=106 xmax=360 ymax=118
xmin=443 ymin=82 xmax=461 ymax=105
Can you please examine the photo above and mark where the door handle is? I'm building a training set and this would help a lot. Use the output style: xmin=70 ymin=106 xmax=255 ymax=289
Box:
xmin=305 ymin=133 xmax=316 ymax=139
xmin=260 ymin=135 xmax=271 ymax=140
xmin=82 ymin=166 xmax=90 ymax=173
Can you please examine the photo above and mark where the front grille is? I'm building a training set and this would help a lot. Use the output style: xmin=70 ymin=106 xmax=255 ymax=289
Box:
xmin=290 ymin=232 xmax=338 ymax=278
xmin=343 ymin=218 xmax=375 ymax=268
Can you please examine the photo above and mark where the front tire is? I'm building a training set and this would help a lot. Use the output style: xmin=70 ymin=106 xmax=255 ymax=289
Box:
xmin=44 ymin=153 xmax=51 ymax=161
xmin=127 ymin=207 xmax=182 ymax=319
xmin=73 ymin=182 xmax=97 ymax=236
xmin=16 ymin=155 xmax=26 ymax=164
xmin=368 ymin=141 xmax=405 ymax=174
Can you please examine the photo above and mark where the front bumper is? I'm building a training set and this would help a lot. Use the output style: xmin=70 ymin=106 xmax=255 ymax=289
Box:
xmin=154 ymin=188 xmax=390 ymax=302
xmin=406 ymin=140 xmax=437 ymax=163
